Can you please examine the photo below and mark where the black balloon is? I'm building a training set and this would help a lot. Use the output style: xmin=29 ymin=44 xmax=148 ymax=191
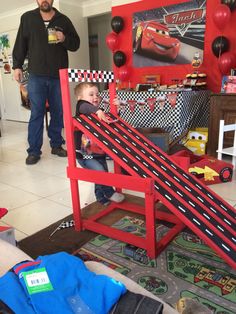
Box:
xmin=211 ymin=36 xmax=230 ymax=57
xmin=113 ymin=51 xmax=126 ymax=67
xmin=111 ymin=16 xmax=124 ymax=34
xmin=221 ymin=0 xmax=236 ymax=11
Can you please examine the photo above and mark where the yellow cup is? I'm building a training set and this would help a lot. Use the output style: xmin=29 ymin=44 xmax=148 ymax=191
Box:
xmin=48 ymin=28 xmax=57 ymax=44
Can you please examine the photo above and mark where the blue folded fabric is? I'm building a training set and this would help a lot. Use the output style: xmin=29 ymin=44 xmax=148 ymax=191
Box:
xmin=0 ymin=252 xmax=126 ymax=314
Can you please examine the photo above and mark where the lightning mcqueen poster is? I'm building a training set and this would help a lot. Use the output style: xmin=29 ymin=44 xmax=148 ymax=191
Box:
xmin=132 ymin=0 xmax=206 ymax=67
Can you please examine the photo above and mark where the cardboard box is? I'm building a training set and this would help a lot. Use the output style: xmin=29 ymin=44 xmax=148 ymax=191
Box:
xmin=0 ymin=226 xmax=16 ymax=246
xmin=137 ymin=127 xmax=169 ymax=152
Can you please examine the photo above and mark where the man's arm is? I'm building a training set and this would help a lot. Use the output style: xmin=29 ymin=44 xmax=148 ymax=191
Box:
xmin=12 ymin=15 xmax=28 ymax=82
xmin=61 ymin=17 xmax=80 ymax=52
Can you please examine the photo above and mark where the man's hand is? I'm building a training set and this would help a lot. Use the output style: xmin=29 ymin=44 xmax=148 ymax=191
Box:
xmin=56 ymin=31 xmax=65 ymax=43
xmin=13 ymin=68 xmax=23 ymax=83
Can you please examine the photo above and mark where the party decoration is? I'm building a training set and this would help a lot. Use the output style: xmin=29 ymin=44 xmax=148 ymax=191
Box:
xmin=156 ymin=96 xmax=166 ymax=110
xmin=211 ymin=36 xmax=229 ymax=57
xmin=167 ymin=93 xmax=178 ymax=109
xmin=111 ymin=16 xmax=124 ymax=34
xmin=147 ymin=98 xmax=156 ymax=112
xmin=118 ymin=65 xmax=130 ymax=81
xmin=191 ymin=51 xmax=202 ymax=69
xmin=105 ymin=32 xmax=118 ymax=52
xmin=137 ymin=100 xmax=145 ymax=112
xmin=113 ymin=51 xmax=126 ymax=67
xmin=221 ymin=0 xmax=236 ymax=11
xmin=212 ymin=4 xmax=231 ymax=30
xmin=119 ymin=101 xmax=127 ymax=113
xmin=127 ymin=100 xmax=136 ymax=113
xmin=218 ymin=51 xmax=235 ymax=74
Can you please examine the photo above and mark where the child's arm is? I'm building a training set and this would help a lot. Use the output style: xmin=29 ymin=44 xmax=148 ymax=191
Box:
xmin=112 ymin=96 xmax=121 ymax=113
xmin=76 ymin=100 xmax=111 ymax=123
xmin=96 ymin=109 xmax=111 ymax=123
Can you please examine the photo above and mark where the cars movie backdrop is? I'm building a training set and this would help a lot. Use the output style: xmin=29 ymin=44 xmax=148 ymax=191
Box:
xmin=132 ymin=0 xmax=206 ymax=67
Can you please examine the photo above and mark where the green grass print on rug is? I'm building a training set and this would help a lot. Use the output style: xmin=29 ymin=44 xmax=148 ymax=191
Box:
xmin=74 ymin=216 xmax=236 ymax=314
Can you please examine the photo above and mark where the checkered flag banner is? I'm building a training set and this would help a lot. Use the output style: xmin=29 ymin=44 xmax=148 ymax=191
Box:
xmin=68 ymin=69 xmax=114 ymax=83
xmin=58 ymin=220 xmax=74 ymax=229
xmin=49 ymin=220 xmax=74 ymax=238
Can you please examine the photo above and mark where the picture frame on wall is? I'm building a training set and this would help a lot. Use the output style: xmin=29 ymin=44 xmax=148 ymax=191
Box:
xmin=132 ymin=0 xmax=206 ymax=68
xmin=221 ymin=76 xmax=236 ymax=94
xmin=142 ymin=74 xmax=160 ymax=84
xmin=230 ymin=69 xmax=236 ymax=76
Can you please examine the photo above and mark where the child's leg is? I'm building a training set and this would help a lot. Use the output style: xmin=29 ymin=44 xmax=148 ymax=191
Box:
xmin=96 ymin=158 xmax=125 ymax=203
xmin=77 ymin=157 xmax=114 ymax=205
xmin=77 ymin=157 xmax=125 ymax=204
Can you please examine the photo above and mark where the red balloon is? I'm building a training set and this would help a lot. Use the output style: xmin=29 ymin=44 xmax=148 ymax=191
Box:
xmin=213 ymin=4 xmax=231 ymax=30
xmin=105 ymin=32 xmax=118 ymax=52
xmin=218 ymin=52 xmax=235 ymax=74
xmin=118 ymin=66 xmax=131 ymax=81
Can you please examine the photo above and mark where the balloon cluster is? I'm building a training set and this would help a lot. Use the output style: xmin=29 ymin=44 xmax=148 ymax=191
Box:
xmin=105 ymin=16 xmax=131 ymax=82
xmin=211 ymin=2 xmax=236 ymax=74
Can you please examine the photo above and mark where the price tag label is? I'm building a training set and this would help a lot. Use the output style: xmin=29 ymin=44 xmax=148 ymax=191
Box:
xmin=23 ymin=267 xmax=53 ymax=294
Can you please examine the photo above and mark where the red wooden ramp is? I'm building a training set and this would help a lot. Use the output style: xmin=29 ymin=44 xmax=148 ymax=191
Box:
xmin=74 ymin=113 xmax=236 ymax=269
xmin=59 ymin=68 xmax=235 ymax=269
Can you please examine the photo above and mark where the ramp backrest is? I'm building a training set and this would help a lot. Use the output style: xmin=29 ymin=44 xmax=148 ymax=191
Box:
xmin=67 ymin=69 xmax=114 ymax=83
xmin=67 ymin=69 xmax=116 ymax=114
xmin=59 ymin=68 xmax=117 ymax=166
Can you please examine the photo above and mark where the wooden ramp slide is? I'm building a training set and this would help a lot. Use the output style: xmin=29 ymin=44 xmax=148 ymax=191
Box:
xmin=59 ymin=68 xmax=235 ymax=269
xmin=74 ymin=113 xmax=236 ymax=269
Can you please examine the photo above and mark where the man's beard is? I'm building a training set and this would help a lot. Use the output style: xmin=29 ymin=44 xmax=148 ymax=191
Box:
xmin=38 ymin=1 xmax=53 ymax=12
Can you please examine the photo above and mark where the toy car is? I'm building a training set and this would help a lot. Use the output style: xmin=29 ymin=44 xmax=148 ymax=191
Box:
xmin=184 ymin=128 xmax=208 ymax=156
xmin=171 ymin=149 xmax=233 ymax=185
xmin=133 ymin=20 xmax=180 ymax=61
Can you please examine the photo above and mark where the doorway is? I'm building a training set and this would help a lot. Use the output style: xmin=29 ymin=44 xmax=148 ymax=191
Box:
xmin=88 ymin=13 xmax=112 ymax=72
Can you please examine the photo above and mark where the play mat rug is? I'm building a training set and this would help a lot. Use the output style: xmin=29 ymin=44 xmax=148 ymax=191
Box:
xmin=74 ymin=216 xmax=236 ymax=314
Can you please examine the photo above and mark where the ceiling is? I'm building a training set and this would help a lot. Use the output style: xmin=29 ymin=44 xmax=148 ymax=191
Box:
xmin=0 ymin=0 xmax=32 ymax=14
xmin=0 ymin=0 xmax=89 ymax=15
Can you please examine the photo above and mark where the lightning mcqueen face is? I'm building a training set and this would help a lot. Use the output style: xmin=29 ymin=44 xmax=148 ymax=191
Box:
xmin=133 ymin=21 xmax=180 ymax=61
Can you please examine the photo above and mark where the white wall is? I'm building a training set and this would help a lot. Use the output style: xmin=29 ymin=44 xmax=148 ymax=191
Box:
xmin=82 ymin=0 xmax=141 ymax=17
xmin=82 ymin=0 xmax=111 ymax=17
xmin=59 ymin=2 xmax=90 ymax=69
xmin=0 ymin=0 xmax=139 ymax=121
xmin=0 ymin=1 xmax=87 ymax=121
xmin=0 ymin=4 xmax=34 ymax=120
xmin=0 ymin=2 xmax=60 ymax=121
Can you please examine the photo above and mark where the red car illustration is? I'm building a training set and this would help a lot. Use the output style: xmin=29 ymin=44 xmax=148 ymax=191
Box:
xmin=133 ymin=20 xmax=180 ymax=61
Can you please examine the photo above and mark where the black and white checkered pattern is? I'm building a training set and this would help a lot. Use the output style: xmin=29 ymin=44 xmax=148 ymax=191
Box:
xmin=49 ymin=220 xmax=75 ymax=238
xmin=68 ymin=69 xmax=114 ymax=83
xmin=100 ymin=90 xmax=210 ymax=141
xmin=58 ymin=220 xmax=74 ymax=229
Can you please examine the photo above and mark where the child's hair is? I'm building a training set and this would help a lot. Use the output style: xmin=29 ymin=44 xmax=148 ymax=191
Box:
xmin=74 ymin=82 xmax=98 ymax=98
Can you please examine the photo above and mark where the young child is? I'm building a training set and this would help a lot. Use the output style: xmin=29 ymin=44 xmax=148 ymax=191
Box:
xmin=74 ymin=82 xmax=125 ymax=206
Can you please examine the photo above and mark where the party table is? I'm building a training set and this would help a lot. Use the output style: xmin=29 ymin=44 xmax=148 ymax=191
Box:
xmin=100 ymin=89 xmax=210 ymax=141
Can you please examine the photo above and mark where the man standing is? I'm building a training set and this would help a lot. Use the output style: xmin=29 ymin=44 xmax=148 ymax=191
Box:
xmin=13 ymin=0 xmax=80 ymax=164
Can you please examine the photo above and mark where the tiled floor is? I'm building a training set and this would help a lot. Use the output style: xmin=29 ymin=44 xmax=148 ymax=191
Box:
xmin=0 ymin=119 xmax=236 ymax=242
xmin=0 ymin=119 xmax=96 ymax=241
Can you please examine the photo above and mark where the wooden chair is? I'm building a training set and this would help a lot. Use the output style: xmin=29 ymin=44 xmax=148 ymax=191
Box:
xmin=217 ymin=120 xmax=236 ymax=169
